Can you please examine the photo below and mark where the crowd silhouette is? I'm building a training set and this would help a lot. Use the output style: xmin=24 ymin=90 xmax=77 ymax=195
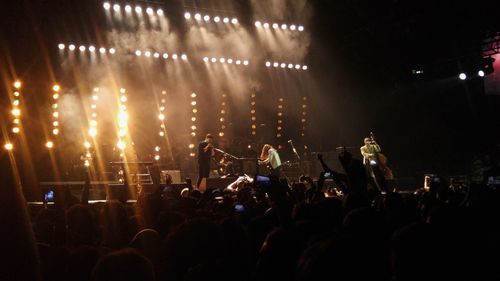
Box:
xmin=1 ymin=147 xmax=499 ymax=281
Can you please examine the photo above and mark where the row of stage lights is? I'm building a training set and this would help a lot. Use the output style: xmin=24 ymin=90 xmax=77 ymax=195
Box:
xmin=254 ymin=21 xmax=304 ymax=32
xmin=103 ymin=2 xmax=164 ymax=16
xmin=102 ymin=3 xmax=305 ymax=32
xmin=203 ymin=57 xmax=249 ymax=66
xmin=265 ymin=61 xmax=308 ymax=70
xmin=219 ymin=94 xmax=227 ymax=137
xmin=57 ymin=44 xmax=309 ymax=70
xmin=58 ymin=43 xmax=116 ymax=54
xmin=135 ymin=50 xmax=187 ymax=61
xmin=184 ymin=12 xmax=238 ymax=25
xmin=458 ymin=70 xmax=485 ymax=80
xmin=154 ymin=90 xmax=168 ymax=161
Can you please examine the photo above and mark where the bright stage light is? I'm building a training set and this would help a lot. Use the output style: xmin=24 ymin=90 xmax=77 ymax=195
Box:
xmin=211 ymin=57 xmax=217 ymax=63
xmin=89 ymin=46 xmax=95 ymax=52
xmin=172 ymin=54 xmax=178 ymax=60
xmin=52 ymin=104 xmax=58 ymax=109
xmin=236 ymin=60 xmax=241 ymax=65
xmin=52 ymin=128 xmax=59 ymax=135
xmin=84 ymin=141 xmax=91 ymax=149
xmin=459 ymin=73 xmax=466 ymax=80
xmin=189 ymin=144 xmax=195 ymax=149
xmin=227 ymin=58 xmax=233 ymax=64
xmin=184 ymin=12 xmax=191 ymax=19
xmin=103 ymin=2 xmax=111 ymax=10
xmin=52 ymin=84 xmax=60 ymax=92
xmin=273 ymin=62 xmax=279 ymax=67
xmin=157 ymin=9 xmax=163 ymax=16
xmin=100 ymin=48 xmax=107 ymax=54
xmin=146 ymin=7 xmax=154 ymax=15
xmin=298 ymin=25 xmax=304 ymax=31
xmin=91 ymin=113 xmax=97 ymax=118
xmin=46 ymin=141 xmax=54 ymax=149
xmin=272 ymin=23 xmax=279 ymax=29
xmin=4 ymin=143 xmax=13 ymax=151
xmin=69 ymin=44 xmax=76 ymax=51
xmin=91 ymin=104 xmax=97 ymax=109
xmin=154 ymin=155 xmax=160 ymax=161
xmin=159 ymin=131 xmax=165 ymax=136
xmin=118 ymin=129 xmax=126 ymax=137
xmin=195 ymin=13 xmax=201 ymax=20
xmin=109 ymin=48 xmax=116 ymax=54
xmin=163 ymin=53 xmax=168 ymax=59
xmin=13 ymin=118 xmax=19 ymax=124
xmin=12 ymin=127 xmax=20 ymax=133
xmin=280 ymin=63 xmax=286 ymax=68
xmin=192 ymin=109 xmax=198 ymax=113
xmin=223 ymin=17 xmax=229 ymax=23
xmin=220 ymin=57 xmax=225 ymax=63
xmin=290 ymin=25 xmax=296 ymax=30
xmin=191 ymin=101 xmax=197 ymax=106
xmin=158 ymin=113 xmax=165 ymax=120
xmin=203 ymin=57 xmax=209 ymax=62
xmin=181 ymin=54 xmax=187 ymax=60
xmin=255 ymin=21 xmax=261 ymax=27
xmin=120 ymin=88 xmax=126 ymax=94
xmin=281 ymin=24 xmax=287 ymax=30
xmin=135 ymin=6 xmax=142 ymax=13
xmin=243 ymin=60 xmax=249 ymax=65
xmin=478 ymin=70 xmax=485 ymax=77
xmin=155 ymin=146 xmax=161 ymax=152
xmin=125 ymin=5 xmax=132 ymax=12
xmin=231 ymin=18 xmax=238 ymax=24
xmin=214 ymin=16 xmax=220 ymax=22
xmin=13 ymin=100 xmax=19 ymax=106
xmin=58 ymin=43 xmax=65 ymax=50
xmin=14 ymin=81 xmax=22 ymax=89
xmin=117 ymin=140 xmax=126 ymax=150
xmin=263 ymin=22 xmax=269 ymax=28
xmin=12 ymin=108 xmax=21 ymax=117
xmin=79 ymin=46 xmax=86 ymax=51
xmin=89 ymin=128 xmax=97 ymax=137
xmin=154 ymin=52 xmax=160 ymax=58
xmin=219 ymin=132 xmax=224 ymax=137
xmin=113 ymin=4 xmax=120 ymax=12
xmin=295 ymin=64 xmax=301 ymax=69
xmin=90 ymin=120 xmax=97 ymax=127
xmin=118 ymin=111 xmax=128 ymax=120
xmin=191 ymin=125 xmax=197 ymax=131
xmin=204 ymin=15 xmax=210 ymax=21
xmin=145 ymin=51 xmax=151 ymax=57
xmin=191 ymin=117 xmax=196 ymax=121
xmin=53 ymin=121 xmax=59 ymax=126
xmin=302 ymin=65 xmax=308 ymax=70
xmin=288 ymin=63 xmax=293 ymax=68
xmin=191 ymin=93 xmax=197 ymax=98
xmin=52 ymin=93 xmax=59 ymax=100
xmin=120 ymin=96 xmax=127 ymax=103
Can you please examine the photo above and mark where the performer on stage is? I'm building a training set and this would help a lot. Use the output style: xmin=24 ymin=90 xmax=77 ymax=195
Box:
xmin=360 ymin=135 xmax=388 ymax=192
xmin=259 ymin=144 xmax=282 ymax=177
xmin=197 ymin=134 xmax=215 ymax=190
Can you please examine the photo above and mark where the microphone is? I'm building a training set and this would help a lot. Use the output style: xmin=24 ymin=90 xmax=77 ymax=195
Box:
xmin=288 ymin=140 xmax=293 ymax=144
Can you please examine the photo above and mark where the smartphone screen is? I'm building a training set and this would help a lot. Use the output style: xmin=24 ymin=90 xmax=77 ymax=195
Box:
xmin=234 ymin=204 xmax=245 ymax=212
xmin=44 ymin=190 xmax=54 ymax=202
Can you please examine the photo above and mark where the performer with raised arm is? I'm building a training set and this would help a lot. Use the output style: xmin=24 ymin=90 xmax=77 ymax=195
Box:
xmin=197 ymin=134 xmax=215 ymax=191
xmin=259 ymin=144 xmax=282 ymax=177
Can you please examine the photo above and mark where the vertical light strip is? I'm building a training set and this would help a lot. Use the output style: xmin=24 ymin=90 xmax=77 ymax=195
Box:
xmin=11 ymin=81 xmax=22 ymax=135
xmin=189 ymin=92 xmax=197 ymax=157
xmin=47 ymin=84 xmax=61 ymax=148
xmin=155 ymin=90 xmax=167 ymax=161
xmin=219 ymin=93 xmax=227 ymax=137
xmin=300 ymin=96 xmax=307 ymax=138
xmin=276 ymin=97 xmax=284 ymax=139
xmin=116 ymin=88 xmax=128 ymax=155
xmin=250 ymin=93 xmax=257 ymax=136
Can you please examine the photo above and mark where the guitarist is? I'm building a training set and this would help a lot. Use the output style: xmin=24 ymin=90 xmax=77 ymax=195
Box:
xmin=360 ymin=135 xmax=389 ymax=193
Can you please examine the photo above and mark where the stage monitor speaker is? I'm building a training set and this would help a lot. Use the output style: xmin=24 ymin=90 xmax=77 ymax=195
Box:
xmin=161 ymin=170 xmax=182 ymax=184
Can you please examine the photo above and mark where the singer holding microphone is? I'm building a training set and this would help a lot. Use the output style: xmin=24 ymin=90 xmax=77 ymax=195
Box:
xmin=197 ymin=133 xmax=215 ymax=191
xmin=259 ymin=144 xmax=282 ymax=177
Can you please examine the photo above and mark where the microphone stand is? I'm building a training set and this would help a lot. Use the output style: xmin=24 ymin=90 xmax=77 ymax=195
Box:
xmin=289 ymin=140 xmax=306 ymax=175
xmin=214 ymin=148 xmax=239 ymax=160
